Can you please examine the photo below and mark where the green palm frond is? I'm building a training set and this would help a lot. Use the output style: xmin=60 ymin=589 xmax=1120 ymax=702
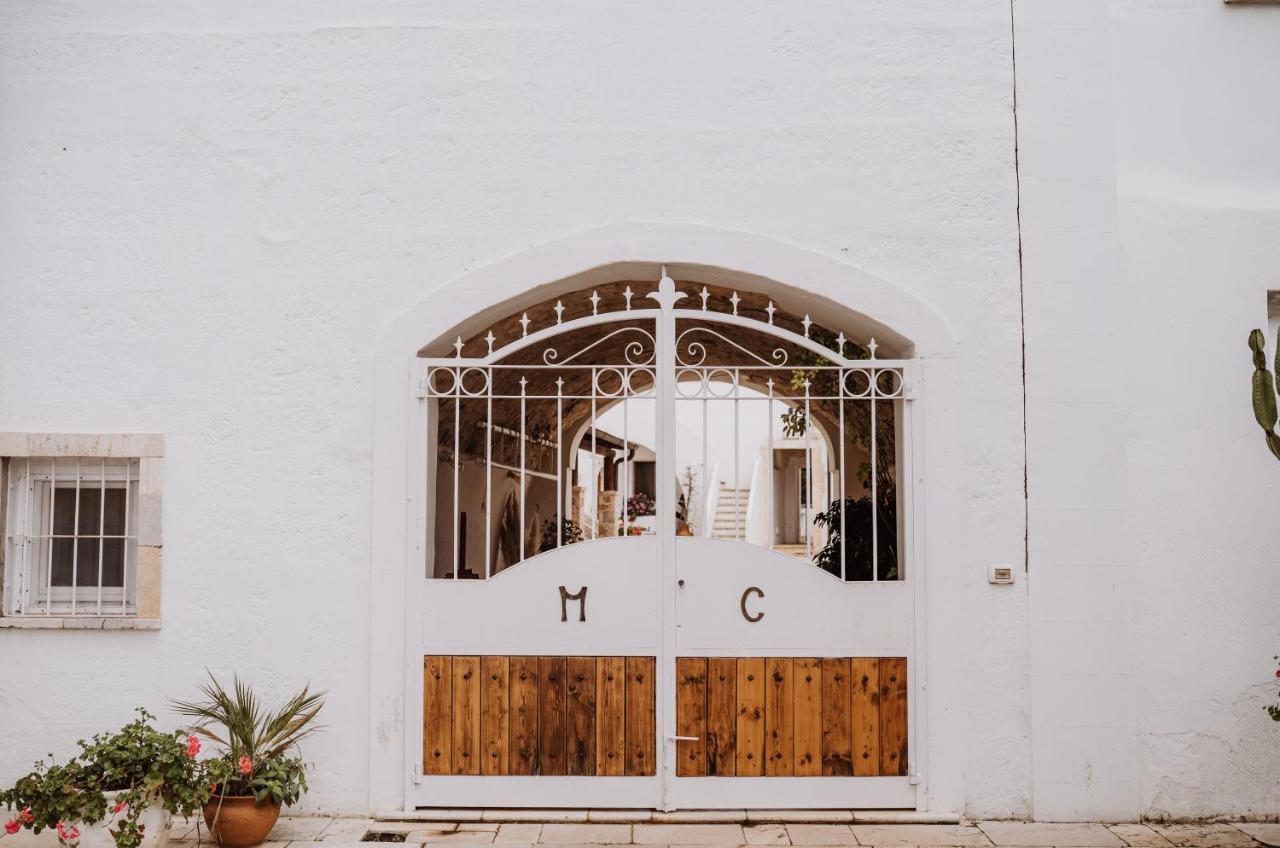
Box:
xmin=171 ymin=672 xmax=326 ymax=763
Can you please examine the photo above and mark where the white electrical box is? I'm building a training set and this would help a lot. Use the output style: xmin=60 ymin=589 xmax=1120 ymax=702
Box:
xmin=988 ymin=565 xmax=1015 ymax=585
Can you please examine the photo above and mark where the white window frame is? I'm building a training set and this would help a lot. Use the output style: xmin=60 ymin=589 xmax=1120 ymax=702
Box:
xmin=0 ymin=433 xmax=163 ymax=630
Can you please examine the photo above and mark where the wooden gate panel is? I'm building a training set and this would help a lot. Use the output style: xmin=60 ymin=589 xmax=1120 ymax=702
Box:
xmin=879 ymin=657 xmax=909 ymax=777
xmin=480 ymin=656 xmax=509 ymax=775
xmin=793 ymin=657 xmax=823 ymax=776
xmin=851 ymin=657 xmax=880 ymax=777
xmin=566 ymin=656 xmax=597 ymax=776
xmin=538 ymin=656 xmax=568 ymax=776
xmin=423 ymin=656 xmax=453 ymax=775
xmin=625 ymin=656 xmax=656 ymax=776
xmin=425 ymin=655 xmax=655 ymax=777
xmin=705 ymin=657 xmax=737 ymax=776
xmin=765 ymin=657 xmax=795 ymax=776
xmin=672 ymin=657 xmax=907 ymax=779
xmin=735 ymin=657 xmax=766 ymax=776
xmin=451 ymin=656 xmax=481 ymax=775
xmin=596 ymin=656 xmax=627 ymax=776
xmin=675 ymin=657 xmax=708 ymax=776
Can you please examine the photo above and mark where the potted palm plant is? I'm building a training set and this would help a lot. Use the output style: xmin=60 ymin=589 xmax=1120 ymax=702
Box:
xmin=171 ymin=676 xmax=324 ymax=848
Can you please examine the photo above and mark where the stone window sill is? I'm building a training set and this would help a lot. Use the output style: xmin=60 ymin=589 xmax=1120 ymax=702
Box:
xmin=0 ymin=617 xmax=160 ymax=630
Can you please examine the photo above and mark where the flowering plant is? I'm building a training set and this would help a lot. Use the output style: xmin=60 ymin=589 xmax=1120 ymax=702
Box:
xmin=171 ymin=674 xmax=324 ymax=807
xmin=0 ymin=709 xmax=213 ymax=848
xmin=625 ymin=493 xmax=655 ymax=519
xmin=1268 ymin=658 xmax=1280 ymax=722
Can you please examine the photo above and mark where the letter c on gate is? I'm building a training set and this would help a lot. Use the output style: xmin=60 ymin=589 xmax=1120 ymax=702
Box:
xmin=740 ymin=586 xmax=764 ymax=623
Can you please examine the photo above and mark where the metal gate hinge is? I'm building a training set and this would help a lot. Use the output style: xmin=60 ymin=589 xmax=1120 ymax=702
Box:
xmin=415 ymin=378 xmax=428 ymax=399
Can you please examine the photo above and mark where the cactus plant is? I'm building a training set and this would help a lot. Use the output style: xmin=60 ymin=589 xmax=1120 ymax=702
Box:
xmin=1248 ymin=329 xmax=1280 ymax=461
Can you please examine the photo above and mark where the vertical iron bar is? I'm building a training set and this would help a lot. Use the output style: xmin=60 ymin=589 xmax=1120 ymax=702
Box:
xmin=96 ymin=458 xmax=106 ymax=614
xmin=701 ymin=376 xmax=708 ymax=538
xmin=45 ymin=459 xmax=55 ymax=615
xmin=453 ymin=372 xmax=461 ymax=579
xmin=871 ymin=370 xmax=879 ymax=582
xmin=71 ymin=459 xmax=80 ymax=615
xmin=122 ymin=460 xmax=131 ymax=614
xmin=804 ymin=380 xmax=813 ymax=562
xmin=767 ymin=381 xmax=774 ymax=551
xmin=519 ymin=379 xmax=527 ymax=562
xmin=622 ymin=376 xmax=630 ymax=533
xmin=733 ymin=369 xmax=740 ymax=541
xmin=839 ymin=369 xmax=846 ymax=581
xmin=485 ymin=371 xmax=493 ymax=578
xmin=591 ymin=369 xmax=598 ymax=540
xmin=556 ymin=377 xmax=563 ymax=549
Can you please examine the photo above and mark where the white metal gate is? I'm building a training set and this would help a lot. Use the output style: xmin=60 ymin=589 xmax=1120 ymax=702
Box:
xmin=408 ymin=271 xmax=920 ymax=810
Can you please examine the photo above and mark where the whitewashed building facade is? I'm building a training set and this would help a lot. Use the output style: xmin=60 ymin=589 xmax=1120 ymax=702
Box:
xmin=2 ymin=0 xmax=1279 ymax=823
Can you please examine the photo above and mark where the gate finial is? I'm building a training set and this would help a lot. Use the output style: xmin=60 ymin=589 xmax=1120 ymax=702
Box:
xmin=646 ymin=266 xmax=686 ymax=309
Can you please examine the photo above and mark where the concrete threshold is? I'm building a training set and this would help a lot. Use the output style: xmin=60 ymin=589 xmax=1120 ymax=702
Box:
xmin=374 ymin=809 xmax=963 ymax=825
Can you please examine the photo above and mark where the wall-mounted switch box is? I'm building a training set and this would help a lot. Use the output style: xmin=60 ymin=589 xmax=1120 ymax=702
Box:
xmin=988 ymin=565 xmax=1015 ymax=585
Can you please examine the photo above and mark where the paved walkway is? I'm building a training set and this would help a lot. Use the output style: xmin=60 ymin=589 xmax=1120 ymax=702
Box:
xmin=168 ymin=818 xmax=1280 ymax=848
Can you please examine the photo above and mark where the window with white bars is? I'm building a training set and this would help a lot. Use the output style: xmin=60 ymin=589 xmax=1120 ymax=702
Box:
xmin=3 ymin=457 xmax=140 ymax=616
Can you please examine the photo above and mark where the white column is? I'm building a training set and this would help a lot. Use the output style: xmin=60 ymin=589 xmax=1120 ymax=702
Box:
xmin=1016 ymin=0 xmax=1137 ymax=821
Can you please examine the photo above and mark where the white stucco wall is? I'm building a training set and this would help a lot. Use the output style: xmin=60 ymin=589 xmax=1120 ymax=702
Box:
xmin=0 ymin=0 xmax=1274 ymax=821
xmin=1108 ymin=0 xmax=1280 ymax=820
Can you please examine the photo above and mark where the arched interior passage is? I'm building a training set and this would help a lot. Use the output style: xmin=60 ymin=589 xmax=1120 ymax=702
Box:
xmin=423 ymin=277 xmax=904 ymax=582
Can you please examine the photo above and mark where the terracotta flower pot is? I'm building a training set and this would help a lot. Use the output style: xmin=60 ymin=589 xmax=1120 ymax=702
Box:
xmin=201 ymin=796 xmax=281 ymax=848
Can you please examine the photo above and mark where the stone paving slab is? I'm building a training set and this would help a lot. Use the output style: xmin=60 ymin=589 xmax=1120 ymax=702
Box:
xmin=783 ymin=825 xmax=858 ymax=846
xmin=1152 ymin=825 xmax=1260 ymax=848
xmin=851 ymin=824 xmax=992 ymax=846
xmin=539 ymin=824 xmax=633 ymax=843
xmin=742 ymin=824 xmax=790 ymax=845
xmin=1233 ymin=825 xmax=1280 ymax=848
xmin=1109 ymin=825 xmax=1175 ymax=848
xmin=978 ymin=821 xmax=1126 ymax=848
xmin=417 ymin=831 xmax=497 ymax=844
xmin=497 ymin=824 xmax=545 ymax=843
xmin=749 ymin=813 xmax=854 ymax=824
xmin=633 ymin=824 xmax=747 ymax=845
xmin=374 ymin=821 xmax=458 ymax=835
xmin=270 ymin=817 xmax=336 ymax=841
xmin=320 ymin=819 xmax=377 ymax=841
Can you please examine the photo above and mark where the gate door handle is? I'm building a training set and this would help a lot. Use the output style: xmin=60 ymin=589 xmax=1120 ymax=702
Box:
xmin=668 ymin=736 xmax=700 ymax=742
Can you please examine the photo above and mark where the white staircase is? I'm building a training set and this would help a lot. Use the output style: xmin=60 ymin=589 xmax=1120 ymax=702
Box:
xmin=711 ymin=484 xmax=750 ymax=540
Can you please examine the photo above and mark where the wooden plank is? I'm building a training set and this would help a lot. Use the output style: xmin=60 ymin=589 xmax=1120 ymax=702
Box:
xmin=538 ymin=656 xmax=568 ymax=775
xmin=851 ymin=657 xmax=881 ymax=777
xmin=675 ymin=657 xmax=708 ymax=776
xmin=423 ymin=656 xmax=452 ymax=775
xmin=705 ymin=657 xmax=737 ymax=776
xmin=793 ymin=657 xmax=822 ymax=776
xmin=566 ymin=656 xmax=597 ymax=776
xmin=509 ymin=656 xmax=540 ymax=776
xmin=735 ymin=657 xmax=766 ymax=777
xmin=625 ymin=656 xmax=656 ymax=776
xmin=878 ymin=657 xmax=908 ymax=777
xmin=821 ymin=657 xmax=853 ymax=776
xmin=451 ymin=656 xmax=481 ymax=775
xmin=596 ymin=657 xmax=627 ymax=776
xmin=480 ymin=656 xmax=509 ymax=775
xmin=764 ymin=657 xmax=795 ymax=776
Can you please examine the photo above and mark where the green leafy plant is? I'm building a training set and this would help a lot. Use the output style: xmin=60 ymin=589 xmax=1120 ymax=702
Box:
xmin=812 ymin=497 xmax=898 ymax=582
xmin=1248 ymin=329 xmax=1280 ymax=460
xmin=1 ymin=709 xmax=212 ymax=848
xmin=540 ymin=517 xmax=584 ymax=550
xmin=170 ymin=675 xmax=325 ymax=806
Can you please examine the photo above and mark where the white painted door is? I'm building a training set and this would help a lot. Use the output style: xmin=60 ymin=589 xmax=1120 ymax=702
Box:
xmin=409 ymin=272 xmax=919 ymax=810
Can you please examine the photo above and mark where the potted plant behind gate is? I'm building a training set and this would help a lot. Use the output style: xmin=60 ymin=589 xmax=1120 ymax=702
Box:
xmin=171 ymin=675 xmax=324 ymax=848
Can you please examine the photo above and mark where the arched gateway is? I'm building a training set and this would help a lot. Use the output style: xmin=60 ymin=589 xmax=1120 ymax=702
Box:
xmin=409 ymin=268 xmax=920 ymax=810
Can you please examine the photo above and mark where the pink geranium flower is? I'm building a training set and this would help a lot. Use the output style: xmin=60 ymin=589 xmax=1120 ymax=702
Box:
xmin=238 ymin=755 xmax=252 ymax=775
xmin=187 ymin=734 xmax=201 ymax=757
xmin=4 ymin=820 xmax=20 ymax=835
